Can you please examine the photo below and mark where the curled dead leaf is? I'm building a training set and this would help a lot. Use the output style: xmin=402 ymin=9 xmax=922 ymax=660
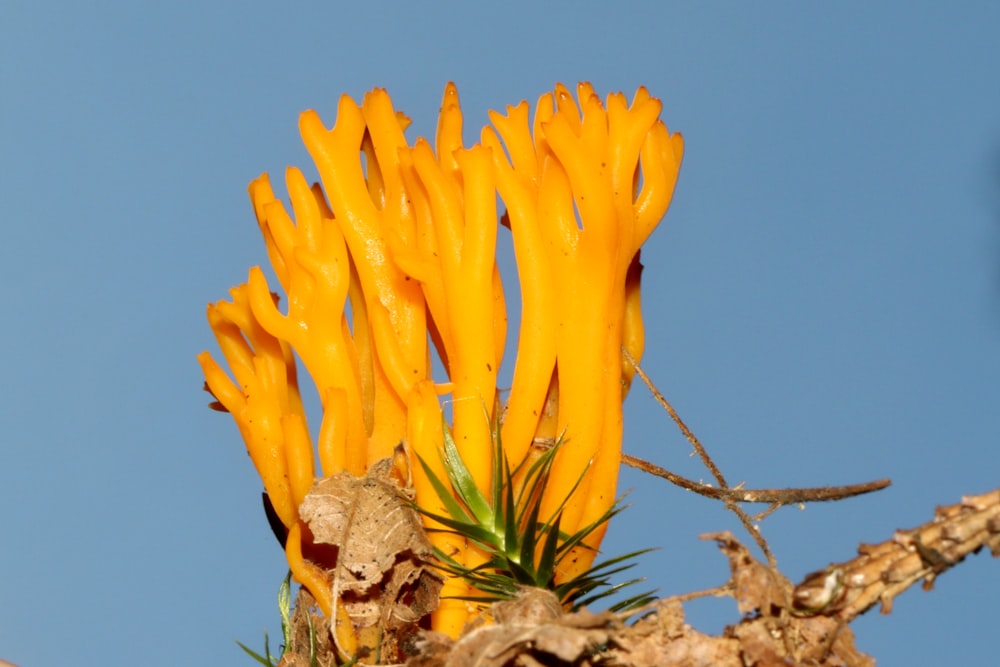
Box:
xmin=299 ymin=455 xmax=442 ymax=663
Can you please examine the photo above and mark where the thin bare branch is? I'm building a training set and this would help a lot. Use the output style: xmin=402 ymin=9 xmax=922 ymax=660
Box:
xmin=621 ymin=453 xmax=891 ymax=504
xmin=622 ymin=349 xmax=894 ymax=575
xmin=623 ymin=348 xmax=727 ymax=488
xmin=623 ymin=349 xmax=780 ymax=566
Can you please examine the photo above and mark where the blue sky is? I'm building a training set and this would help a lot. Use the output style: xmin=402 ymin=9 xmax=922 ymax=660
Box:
xmin=2 ymin=2 xmax=999 ymax=665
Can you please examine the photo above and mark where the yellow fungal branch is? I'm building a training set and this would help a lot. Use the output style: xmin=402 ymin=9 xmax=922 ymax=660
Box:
xmin=485 ymin=84 xmax=684 ymax=580
xmin=200 ymin=83 xmax=683 ymax=642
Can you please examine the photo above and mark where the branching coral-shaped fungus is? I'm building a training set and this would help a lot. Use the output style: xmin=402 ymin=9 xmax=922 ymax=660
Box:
xmin=198 ymin=82 xmax=683 ymax=649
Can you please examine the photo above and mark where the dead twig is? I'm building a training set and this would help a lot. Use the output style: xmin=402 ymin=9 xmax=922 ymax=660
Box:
xmin=621 ymin=348 xmax=778 ymax=569
xmin=621 ymin=453 xmax=891 ymax=505
xmin=623 ymin=348 xmax=728 ymax=488
xmin=622 ymin=349 xmax=892 ymax=575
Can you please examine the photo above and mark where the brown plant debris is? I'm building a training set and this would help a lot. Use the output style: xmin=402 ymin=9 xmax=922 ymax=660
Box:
xmin=299 ymin=456 xmax=443 ymax=663
xmin=408 ymin=588 xmax=621 ymax=667
xmin=406 ymin=534 xmax=873 ymax=667
xmin=282 ymin=444 xmax=994 ymax=667
xmin=705 ymin=531 xmax=873 ymax=667
xmin=278 ymin=587 xmax=338 ymax=667
xmin=791 ymin=486 xmax=1000 ymax=620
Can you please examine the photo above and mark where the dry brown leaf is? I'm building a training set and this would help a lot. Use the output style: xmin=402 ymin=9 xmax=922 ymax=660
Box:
xmin=300 ymin=456 xmax=442 ymax=663
xmin=301 ymin=457 xmax=430 ymax=590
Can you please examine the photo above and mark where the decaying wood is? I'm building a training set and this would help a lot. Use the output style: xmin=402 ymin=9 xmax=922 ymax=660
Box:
xmin=792 ymin=487 xmax=1000 ymax=620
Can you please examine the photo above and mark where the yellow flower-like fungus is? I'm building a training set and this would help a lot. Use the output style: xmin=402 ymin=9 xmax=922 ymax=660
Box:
xmin=199 ymin=83 xmax=683 ymax=644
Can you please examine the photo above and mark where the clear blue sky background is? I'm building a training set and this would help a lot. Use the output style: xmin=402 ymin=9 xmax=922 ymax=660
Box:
xmin=2 ymin=2 xmax=998 ymax=665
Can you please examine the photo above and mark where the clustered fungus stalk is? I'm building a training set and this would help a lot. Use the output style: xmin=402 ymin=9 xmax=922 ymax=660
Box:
xmin=198 ymin=83 xmax=684 ymax=643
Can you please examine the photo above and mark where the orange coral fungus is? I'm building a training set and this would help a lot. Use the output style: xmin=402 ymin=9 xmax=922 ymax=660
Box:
xmin=199 ymin=82 xmax=683 ymax=642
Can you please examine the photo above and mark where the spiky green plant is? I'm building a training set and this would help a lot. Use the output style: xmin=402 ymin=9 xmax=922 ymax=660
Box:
xmin=415 ymin=419 xmax=656 ymax=613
